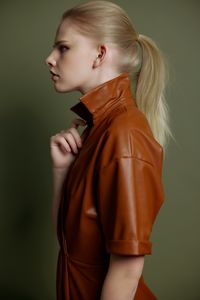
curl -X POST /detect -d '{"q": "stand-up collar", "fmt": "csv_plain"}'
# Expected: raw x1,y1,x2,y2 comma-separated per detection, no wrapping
70,72,136,126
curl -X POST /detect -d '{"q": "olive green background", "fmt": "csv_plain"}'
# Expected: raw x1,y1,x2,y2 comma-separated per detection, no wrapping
0,1,199,299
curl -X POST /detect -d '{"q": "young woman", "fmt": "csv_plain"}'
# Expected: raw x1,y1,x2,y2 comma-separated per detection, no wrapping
45,1,172,299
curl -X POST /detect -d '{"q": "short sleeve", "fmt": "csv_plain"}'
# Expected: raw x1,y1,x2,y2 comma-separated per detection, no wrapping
96,156,164,256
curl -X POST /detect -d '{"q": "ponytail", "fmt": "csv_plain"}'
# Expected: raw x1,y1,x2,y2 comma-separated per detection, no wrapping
134,34,174,151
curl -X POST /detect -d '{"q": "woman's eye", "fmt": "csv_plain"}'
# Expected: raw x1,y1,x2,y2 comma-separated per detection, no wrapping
59,45,69,53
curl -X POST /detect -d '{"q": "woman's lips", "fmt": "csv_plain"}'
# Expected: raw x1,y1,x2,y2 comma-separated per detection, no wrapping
51,74,59,81
50,70,60,80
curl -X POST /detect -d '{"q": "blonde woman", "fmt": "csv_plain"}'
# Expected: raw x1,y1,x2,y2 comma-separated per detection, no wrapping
45,1,172,299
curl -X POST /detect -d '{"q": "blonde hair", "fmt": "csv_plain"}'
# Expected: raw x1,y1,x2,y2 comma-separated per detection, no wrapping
60,0,174,151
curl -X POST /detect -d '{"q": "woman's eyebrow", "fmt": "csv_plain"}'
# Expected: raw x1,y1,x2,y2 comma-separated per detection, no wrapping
52,40,69,48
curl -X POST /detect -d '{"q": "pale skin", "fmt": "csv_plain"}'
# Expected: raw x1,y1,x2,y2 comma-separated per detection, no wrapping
45,18,144,300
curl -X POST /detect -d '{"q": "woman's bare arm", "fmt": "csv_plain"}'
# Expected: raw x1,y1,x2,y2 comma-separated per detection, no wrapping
100,254,144,300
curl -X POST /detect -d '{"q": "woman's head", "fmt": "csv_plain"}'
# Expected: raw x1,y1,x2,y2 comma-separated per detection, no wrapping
45,0,141,94
45,0,173,149
45,18,112,94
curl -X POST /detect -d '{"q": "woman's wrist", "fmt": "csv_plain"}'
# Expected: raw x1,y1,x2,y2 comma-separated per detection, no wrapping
52,167,69,180
52,165,70,172
51,166,70,196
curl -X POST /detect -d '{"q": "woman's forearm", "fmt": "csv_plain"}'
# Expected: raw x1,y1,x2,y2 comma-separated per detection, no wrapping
100,254,144,300
51,167,69,233
100,271,139,300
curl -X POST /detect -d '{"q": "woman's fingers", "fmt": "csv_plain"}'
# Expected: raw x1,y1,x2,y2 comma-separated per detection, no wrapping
67,127,83,148
51,118,87,155
71,118,90,143
69,118,88,146
51,134,72,153
65,131,81,153
58,118,87,153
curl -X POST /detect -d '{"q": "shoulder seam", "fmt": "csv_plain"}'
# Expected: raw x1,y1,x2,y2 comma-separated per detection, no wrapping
99,155,154,171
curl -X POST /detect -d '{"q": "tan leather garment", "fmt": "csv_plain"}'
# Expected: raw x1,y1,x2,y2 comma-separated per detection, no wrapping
56,72,164,299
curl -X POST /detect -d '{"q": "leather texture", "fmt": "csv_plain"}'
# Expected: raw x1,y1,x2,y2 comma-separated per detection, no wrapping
56,72,164,299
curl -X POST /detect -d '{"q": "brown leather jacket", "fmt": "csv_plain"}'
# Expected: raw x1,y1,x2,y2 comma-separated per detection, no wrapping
56,72,164,299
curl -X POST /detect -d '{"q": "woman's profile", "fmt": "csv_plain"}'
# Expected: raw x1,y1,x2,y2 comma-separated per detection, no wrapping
45,1,172,299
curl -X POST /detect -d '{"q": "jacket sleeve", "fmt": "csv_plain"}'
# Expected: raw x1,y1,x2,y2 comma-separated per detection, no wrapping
96,156,164,256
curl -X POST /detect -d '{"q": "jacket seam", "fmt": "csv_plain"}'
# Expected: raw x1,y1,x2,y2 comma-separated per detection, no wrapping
99,155,154,171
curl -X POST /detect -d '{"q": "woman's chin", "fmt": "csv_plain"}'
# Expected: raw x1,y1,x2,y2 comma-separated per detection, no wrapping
53,84,73,93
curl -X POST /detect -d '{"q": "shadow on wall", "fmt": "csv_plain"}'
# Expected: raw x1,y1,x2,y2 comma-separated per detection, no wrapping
0,99,56,300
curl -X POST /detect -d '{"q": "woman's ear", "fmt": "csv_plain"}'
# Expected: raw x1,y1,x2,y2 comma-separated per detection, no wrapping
93,44,107,68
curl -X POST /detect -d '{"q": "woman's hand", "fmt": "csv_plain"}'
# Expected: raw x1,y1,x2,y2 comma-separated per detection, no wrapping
50,118,88,170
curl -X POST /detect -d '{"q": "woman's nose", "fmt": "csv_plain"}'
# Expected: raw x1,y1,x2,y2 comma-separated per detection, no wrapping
44,54,56,67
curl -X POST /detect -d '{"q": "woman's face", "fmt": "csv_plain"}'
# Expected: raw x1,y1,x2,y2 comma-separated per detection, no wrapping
45,19,99,94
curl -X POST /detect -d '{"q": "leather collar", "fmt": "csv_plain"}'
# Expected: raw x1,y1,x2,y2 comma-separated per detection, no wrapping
70,72,136,127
